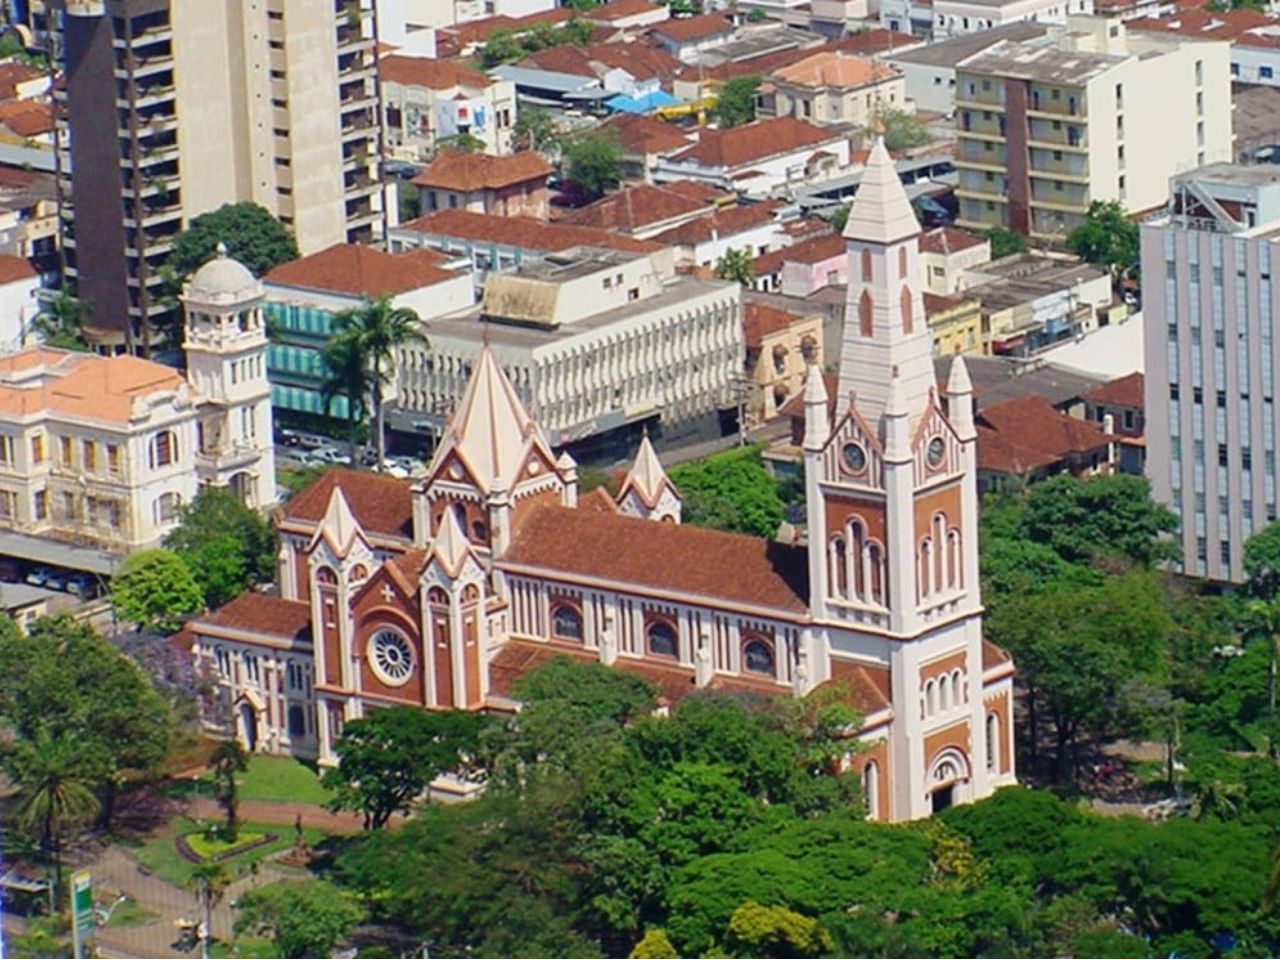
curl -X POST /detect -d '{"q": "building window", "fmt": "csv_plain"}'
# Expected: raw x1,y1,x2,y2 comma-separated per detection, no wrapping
215,647,231,678
863,760,879,819
986,713,1000,771
82,440,96,473
33,490,47,521
107,444,120,475
861,248,872,282
0,490,15,521
30,435,43,463
155,492,181,524
58,436,72,466
243,653,260,685
150,430,177,468
288,705,306,738
742,638,775,675
859,290,873,337
646,620,678,658
0,436,11,464
369,628,415,686
1263,66,1275,80
900,286,913,334
551,604,583,641
1195,59,1203,85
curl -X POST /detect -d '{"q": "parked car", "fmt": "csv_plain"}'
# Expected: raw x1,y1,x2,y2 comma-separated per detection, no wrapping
292,450,328,467
42,570,68,592
65,573,98,599
316,447,353,466
25,565,53,587
295,433,327,451
275,428,303,447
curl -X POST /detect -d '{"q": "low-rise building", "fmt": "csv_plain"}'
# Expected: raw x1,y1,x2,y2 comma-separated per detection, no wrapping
920,226,990,295
762,52,908,128
598,113,696,182
380,55,518,160
0,250,276,571
518,42,682,102
264,244,474,423
925,292,984,355
742,301,822,423
1127,9,1280,88
561,181,734,238
413,150,553,220
395,246,743,446
974,393,1115,494
753,231,846,296
934,0,1093,39
650,14,737,62
0,165,57,282
652,116,851,198
0,254,38,352
582,0,672,29
1080,370,1143,473
649,200,787,269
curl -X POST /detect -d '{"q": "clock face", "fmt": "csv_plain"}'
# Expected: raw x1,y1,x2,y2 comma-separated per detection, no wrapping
926,436,946,468
841,442,867,474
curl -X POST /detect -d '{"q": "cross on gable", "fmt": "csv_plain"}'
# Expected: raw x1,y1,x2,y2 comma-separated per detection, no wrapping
381,582,397,603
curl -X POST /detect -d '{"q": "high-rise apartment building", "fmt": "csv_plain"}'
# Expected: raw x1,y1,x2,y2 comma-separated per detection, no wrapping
954,15,1231,240
1143,164,1280,581
52,0,383,353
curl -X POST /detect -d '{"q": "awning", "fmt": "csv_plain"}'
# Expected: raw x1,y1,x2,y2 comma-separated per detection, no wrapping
606,90,681,114
0,530,123,575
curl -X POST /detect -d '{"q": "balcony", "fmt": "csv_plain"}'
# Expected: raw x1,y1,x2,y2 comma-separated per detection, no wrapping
1029,150,1088,179
954,186,1009,204
195,443,260,472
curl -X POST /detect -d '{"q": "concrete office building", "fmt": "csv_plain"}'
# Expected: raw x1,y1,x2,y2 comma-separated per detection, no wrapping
53,0,383,353
1143,164,1280,581
954,15,1232,240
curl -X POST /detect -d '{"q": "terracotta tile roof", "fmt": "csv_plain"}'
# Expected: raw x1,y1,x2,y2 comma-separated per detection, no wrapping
975,394,1113,475
398,209,663,255
0,100,52,137
650,199,781,246
678,42,819,83
378,54,491,90
651,12,733,42
440,7,575,46
832,28,919,55
1128,7,1271,39
0,350,185,425
523,41,680,82
561,180,727,232
191,593,313,643
919,226,986,256
502,503,809,615
779,371,836,419
600,112,694,155
923,292,973,314
0,253,36,284
982,638,1012,671
744,301,801,347
488,637,706,705
817,657,892,714
264,244,459,298
1082,371,1143,409
753,231,844,276
0,62,44,100
588,0,668,20
771,51,899,89
580,486,621,512
668,117,842,169
278,468,415,541
413,150,553,192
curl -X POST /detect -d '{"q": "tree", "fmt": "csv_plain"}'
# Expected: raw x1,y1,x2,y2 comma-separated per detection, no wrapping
868,105,932,152
0,616,173,827
7,729,102,907
164,486,277,609
1245,596,1280,758
715,75,760,129
437,131,485,153
323,707,488,829
1066,200,1139,276
319,329,370,463
209,738,249,841
831,204,850,233
188,861,231,948
668,445,785,538
986,226,1028,260
630,929,678,958
234,880,365,959
331,295,427,468
110,549,204,633
726,901,833,958
562,130,623,198
30,289,90,351
714,247,755,286
1245,521,1280,598
169,202,299,282
514,107,560,154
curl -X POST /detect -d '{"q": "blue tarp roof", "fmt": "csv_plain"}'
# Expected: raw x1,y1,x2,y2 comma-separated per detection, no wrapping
605,90,680,114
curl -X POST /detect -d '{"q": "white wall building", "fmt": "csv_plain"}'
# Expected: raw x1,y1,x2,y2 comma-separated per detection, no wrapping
934,0,1092,38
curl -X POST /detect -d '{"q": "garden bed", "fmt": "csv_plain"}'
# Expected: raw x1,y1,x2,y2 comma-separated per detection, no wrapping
175,830,279,864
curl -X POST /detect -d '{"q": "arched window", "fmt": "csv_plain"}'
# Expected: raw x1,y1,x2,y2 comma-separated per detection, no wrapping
868,543,885,604
472,519,488,541
348,564,368,583
552,604,584,641
934,514,947,589
288,705,306,738
427,586,448,606
900,285,914,334
452,503,466,529
849,519,866,600
863,760,880,819
953,669,965,705
647,619,677,658
898,246,908,278
150,430,177,468
919,539,933,597
986,713,1000,771
315,566,337,586
743,638,775,675
154,491,181,524
831,536,848,599
939,673,951,711
925,679,937,716
860,248,873,282
947,530,961,589
859,289,873,337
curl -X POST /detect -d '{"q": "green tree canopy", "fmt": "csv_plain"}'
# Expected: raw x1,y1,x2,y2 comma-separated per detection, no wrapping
111,548,203,633
1245,520,1280,598
514,107,561,154
323,707,489,829
169,202,299,281
714,247,755,286
869,104,932,152
164,486,277,608
668,445,785,538
715,75,760,128
30,288,90,351
319,327,370,462
562,129,623,198
986,226,1029,260
234,880,366,959
1066,200,1140,275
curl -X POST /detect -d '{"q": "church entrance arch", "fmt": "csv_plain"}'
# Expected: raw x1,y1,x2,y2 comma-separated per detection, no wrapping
927,747,969,813
230,471,254,506
238,701,258,752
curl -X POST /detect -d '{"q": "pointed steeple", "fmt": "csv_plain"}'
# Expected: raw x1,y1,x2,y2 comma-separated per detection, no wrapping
426,344,545,495
429,505,473,580
945,354,976,442
619,433,675,509
802,361,829,453
843,133,921,246
309,485,364,559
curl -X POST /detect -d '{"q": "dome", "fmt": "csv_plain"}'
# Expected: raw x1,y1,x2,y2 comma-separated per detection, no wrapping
185,242,261,304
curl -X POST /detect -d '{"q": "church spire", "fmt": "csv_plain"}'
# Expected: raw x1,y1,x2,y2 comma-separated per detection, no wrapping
616,432,681,523
837,132,933,435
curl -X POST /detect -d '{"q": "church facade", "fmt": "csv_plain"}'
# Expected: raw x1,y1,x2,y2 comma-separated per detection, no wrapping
185,135,1015,822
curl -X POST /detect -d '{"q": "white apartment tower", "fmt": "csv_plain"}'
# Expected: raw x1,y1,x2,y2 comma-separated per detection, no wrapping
1144,164,1280,582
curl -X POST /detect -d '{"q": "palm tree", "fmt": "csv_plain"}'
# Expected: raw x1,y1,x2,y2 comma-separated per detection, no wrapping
714,247,755,287
8,729,101,908
1191,778,1246,821
1245,597,1280,758
319,333,370,464
188,860,232,948
332,296,428,470
30,288,90,351
209,739,249,842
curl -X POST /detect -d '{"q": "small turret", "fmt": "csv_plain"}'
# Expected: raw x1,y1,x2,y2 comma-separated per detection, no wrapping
802,361,829,453
945,354,975,442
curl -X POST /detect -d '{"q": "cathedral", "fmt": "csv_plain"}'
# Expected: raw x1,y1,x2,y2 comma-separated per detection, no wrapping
185,134,1016,822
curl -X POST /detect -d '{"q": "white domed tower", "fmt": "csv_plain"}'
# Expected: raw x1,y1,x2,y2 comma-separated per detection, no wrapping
182,243,277,508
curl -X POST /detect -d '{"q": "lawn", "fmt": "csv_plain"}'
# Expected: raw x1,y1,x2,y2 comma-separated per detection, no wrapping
133,817,329,889
175,755,333,806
